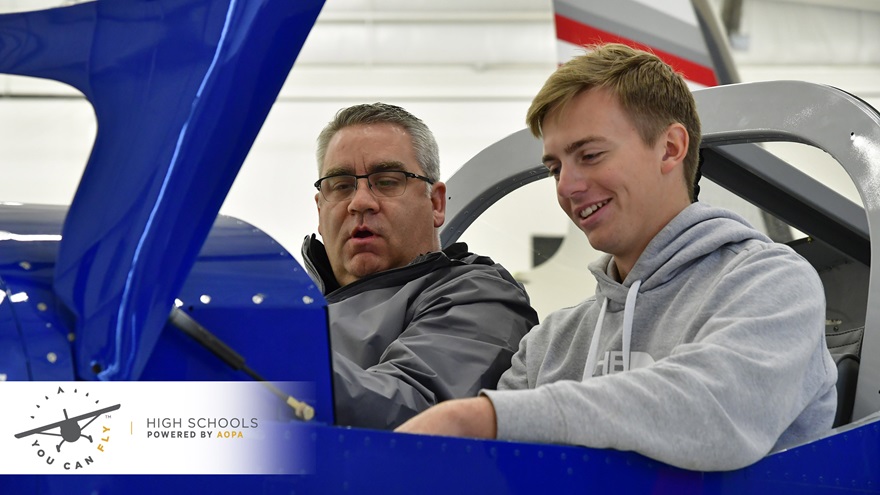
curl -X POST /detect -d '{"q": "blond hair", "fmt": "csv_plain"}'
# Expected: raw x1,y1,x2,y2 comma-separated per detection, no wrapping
526,43,702,201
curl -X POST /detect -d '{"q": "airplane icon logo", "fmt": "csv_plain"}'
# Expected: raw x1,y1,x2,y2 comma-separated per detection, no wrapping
15,403,121,453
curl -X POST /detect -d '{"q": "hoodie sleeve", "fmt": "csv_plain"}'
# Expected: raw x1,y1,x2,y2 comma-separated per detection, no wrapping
333,268,538,430
496,331,533,390
483,244,836,471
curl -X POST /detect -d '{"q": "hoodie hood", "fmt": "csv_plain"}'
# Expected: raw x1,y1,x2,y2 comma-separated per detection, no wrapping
589,202,770,301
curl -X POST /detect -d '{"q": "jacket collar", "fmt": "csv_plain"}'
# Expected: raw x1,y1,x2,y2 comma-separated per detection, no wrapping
301,234,471,296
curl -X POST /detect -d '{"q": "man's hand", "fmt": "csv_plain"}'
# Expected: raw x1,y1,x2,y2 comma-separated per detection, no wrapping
395,396,498,439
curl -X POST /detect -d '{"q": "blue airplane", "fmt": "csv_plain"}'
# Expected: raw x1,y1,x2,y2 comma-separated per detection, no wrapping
1,0,879,493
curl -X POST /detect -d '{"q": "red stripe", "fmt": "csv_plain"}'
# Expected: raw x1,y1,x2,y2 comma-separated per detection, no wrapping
554,14,718,87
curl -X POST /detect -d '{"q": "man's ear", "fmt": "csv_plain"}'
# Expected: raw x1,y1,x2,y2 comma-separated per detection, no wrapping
660,123,689,175
315,192,323,236
431,181,447,228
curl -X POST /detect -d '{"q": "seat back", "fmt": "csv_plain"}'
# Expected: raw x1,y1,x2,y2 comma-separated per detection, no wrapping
832,353,860,428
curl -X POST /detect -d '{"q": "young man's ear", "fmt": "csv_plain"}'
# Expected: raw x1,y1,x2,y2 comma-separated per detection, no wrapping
660,123,689,175
431,181,447,228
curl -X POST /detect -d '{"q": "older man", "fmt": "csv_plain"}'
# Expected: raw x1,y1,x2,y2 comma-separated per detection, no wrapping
302,103,538,430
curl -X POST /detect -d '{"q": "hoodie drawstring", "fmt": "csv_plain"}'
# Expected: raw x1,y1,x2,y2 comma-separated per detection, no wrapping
583,279,642,379
622,279,642,373
582,297,608,380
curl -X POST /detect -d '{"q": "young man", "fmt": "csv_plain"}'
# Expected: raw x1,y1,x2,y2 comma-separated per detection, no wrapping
303,103,539,430
396,44,837,471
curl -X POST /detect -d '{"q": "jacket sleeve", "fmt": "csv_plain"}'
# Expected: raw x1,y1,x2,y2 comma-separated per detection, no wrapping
333,269,538,430
483,245,837,471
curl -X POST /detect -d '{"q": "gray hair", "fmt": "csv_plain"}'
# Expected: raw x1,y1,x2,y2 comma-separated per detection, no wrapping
316,103,441,182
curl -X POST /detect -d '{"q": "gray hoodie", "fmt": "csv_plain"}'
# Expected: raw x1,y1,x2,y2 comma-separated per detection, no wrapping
483,202,837,471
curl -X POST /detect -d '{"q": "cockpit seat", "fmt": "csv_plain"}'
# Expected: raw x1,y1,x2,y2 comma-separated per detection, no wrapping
832,352,860,428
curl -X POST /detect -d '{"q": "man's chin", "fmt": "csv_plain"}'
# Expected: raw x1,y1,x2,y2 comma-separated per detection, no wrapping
346,254,388,279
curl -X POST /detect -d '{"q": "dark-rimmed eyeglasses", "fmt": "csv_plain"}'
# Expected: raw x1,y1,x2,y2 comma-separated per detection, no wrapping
314,171,435,202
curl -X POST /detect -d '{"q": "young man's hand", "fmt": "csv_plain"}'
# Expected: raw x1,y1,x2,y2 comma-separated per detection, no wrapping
395,396,498,439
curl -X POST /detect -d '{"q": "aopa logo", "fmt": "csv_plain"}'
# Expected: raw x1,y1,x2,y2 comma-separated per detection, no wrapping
14,387,120,471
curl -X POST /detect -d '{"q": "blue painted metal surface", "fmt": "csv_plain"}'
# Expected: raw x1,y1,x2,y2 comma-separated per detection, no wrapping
0,205,333,423
2,419,880,493
0,206,73,382
0,0,325,381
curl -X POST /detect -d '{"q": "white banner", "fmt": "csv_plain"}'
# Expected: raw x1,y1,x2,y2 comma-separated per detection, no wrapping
1,381,316,474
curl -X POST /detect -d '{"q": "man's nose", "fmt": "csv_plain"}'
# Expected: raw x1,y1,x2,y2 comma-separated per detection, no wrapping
348,177,379,212
556,162,587,199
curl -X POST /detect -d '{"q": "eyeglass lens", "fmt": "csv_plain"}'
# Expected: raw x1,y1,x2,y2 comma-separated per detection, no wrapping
320,171,409,202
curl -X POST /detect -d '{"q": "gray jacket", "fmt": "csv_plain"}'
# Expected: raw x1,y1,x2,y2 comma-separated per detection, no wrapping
484,202,837,471
302,235,538,429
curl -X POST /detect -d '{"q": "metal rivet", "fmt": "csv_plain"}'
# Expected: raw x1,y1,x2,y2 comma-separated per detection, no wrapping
19,261,31,270
200,295,211,304
46,352,57,363
302,296,314,304
252,294,265,304
36,302,47,312
68,333,76,342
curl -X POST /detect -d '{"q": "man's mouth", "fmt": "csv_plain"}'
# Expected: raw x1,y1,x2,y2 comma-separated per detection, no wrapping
578,199,610,219
351,227,375,239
